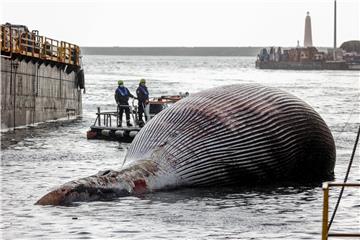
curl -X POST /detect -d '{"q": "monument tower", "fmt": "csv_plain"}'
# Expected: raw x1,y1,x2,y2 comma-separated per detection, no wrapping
304,12,313,47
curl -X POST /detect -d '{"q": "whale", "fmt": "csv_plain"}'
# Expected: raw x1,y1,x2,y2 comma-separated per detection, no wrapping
36,84,335,205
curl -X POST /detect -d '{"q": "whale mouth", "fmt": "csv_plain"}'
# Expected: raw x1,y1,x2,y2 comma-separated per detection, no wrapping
35,186,77,206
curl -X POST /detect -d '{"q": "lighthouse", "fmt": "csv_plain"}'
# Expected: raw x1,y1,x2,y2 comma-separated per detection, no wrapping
304,12,313,47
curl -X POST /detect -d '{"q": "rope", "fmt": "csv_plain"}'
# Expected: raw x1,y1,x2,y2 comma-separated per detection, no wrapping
328,124,360,231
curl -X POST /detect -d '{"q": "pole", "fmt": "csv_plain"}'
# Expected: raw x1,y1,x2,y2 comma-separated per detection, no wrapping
322,182,329,240
97,107,101,126
13,61,19,130
333,0,337,60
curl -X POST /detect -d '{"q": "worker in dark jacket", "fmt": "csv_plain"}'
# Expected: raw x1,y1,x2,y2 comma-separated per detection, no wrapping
136,79,149,126
115,80,136,127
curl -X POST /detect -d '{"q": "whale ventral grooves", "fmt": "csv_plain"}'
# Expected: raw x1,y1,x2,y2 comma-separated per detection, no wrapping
126,84,335,184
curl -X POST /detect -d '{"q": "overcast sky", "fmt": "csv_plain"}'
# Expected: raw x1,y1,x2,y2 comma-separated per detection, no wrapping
1,0,359,47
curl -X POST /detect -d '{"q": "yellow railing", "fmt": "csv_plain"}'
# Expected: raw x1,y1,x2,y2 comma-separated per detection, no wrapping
0,24,80,66
322,182,360,240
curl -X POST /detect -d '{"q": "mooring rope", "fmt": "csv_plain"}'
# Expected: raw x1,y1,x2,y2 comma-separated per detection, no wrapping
328,124,360,231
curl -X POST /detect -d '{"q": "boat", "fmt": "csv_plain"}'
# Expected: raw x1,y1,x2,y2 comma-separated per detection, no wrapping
86,93,188,142
255,46,355,70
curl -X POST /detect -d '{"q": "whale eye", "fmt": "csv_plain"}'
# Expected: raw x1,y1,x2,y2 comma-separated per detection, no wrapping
101,170,111,176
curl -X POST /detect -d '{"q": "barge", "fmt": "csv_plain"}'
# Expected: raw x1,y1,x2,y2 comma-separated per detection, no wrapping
0,23,85,130
255,46,359,71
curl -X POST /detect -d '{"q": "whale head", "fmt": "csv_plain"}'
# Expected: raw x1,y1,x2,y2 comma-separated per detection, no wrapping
35,161,167,206
35,185,86,206
35,171,133,206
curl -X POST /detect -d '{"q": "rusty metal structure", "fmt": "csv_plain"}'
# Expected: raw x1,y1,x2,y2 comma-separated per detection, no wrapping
1,23,84,130
321,182,360,239
1,23,80,67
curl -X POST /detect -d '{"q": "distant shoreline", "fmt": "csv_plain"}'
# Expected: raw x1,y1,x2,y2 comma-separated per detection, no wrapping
80,47,263,56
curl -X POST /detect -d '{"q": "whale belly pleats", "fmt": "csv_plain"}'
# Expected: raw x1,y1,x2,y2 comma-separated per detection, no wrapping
125,84,335,186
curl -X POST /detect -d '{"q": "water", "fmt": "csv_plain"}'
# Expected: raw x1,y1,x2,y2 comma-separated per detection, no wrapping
1,56,359,239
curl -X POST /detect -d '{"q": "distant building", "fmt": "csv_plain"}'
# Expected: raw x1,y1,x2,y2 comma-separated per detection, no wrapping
304,12,313,47
287,48,300,62
327,48,344,61
299,47,318,61
314,52,326,61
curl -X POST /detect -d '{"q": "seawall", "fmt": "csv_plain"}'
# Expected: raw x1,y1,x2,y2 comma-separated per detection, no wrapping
1,57,82,130
81,47,263,56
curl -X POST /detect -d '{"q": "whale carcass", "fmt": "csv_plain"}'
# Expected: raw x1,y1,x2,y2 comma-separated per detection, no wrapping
36,84,335,205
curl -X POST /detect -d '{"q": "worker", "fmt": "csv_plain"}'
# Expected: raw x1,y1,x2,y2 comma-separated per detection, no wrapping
136,78,149,127
114,80,136,127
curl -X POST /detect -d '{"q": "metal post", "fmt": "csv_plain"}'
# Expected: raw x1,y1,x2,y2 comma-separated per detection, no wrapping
117,105,120,127
333,0,337,60
12,60,19,130
97,107,101,126
322,182,329,240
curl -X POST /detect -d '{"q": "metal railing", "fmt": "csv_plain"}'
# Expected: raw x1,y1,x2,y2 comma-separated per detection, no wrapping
93,106,139,128
1,24,80,66
322,182,360,240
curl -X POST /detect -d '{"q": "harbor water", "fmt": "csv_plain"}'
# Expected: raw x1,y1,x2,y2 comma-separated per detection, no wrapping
1,56,359,239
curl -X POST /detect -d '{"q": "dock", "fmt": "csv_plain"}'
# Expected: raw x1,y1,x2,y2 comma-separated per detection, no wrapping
1,23,84,130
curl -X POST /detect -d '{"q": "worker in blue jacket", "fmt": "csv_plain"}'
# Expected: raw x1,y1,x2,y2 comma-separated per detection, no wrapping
115,80,136,127
136,79,149,126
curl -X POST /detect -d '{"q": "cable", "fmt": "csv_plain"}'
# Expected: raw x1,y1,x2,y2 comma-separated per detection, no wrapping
328,124,360,231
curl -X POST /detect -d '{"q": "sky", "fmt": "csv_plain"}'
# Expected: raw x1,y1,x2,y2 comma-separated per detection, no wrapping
1,0,359,47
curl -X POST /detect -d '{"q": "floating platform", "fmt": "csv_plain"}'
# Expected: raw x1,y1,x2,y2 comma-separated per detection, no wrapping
87,94,188,142
86,108,140,142
87,125,141,142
